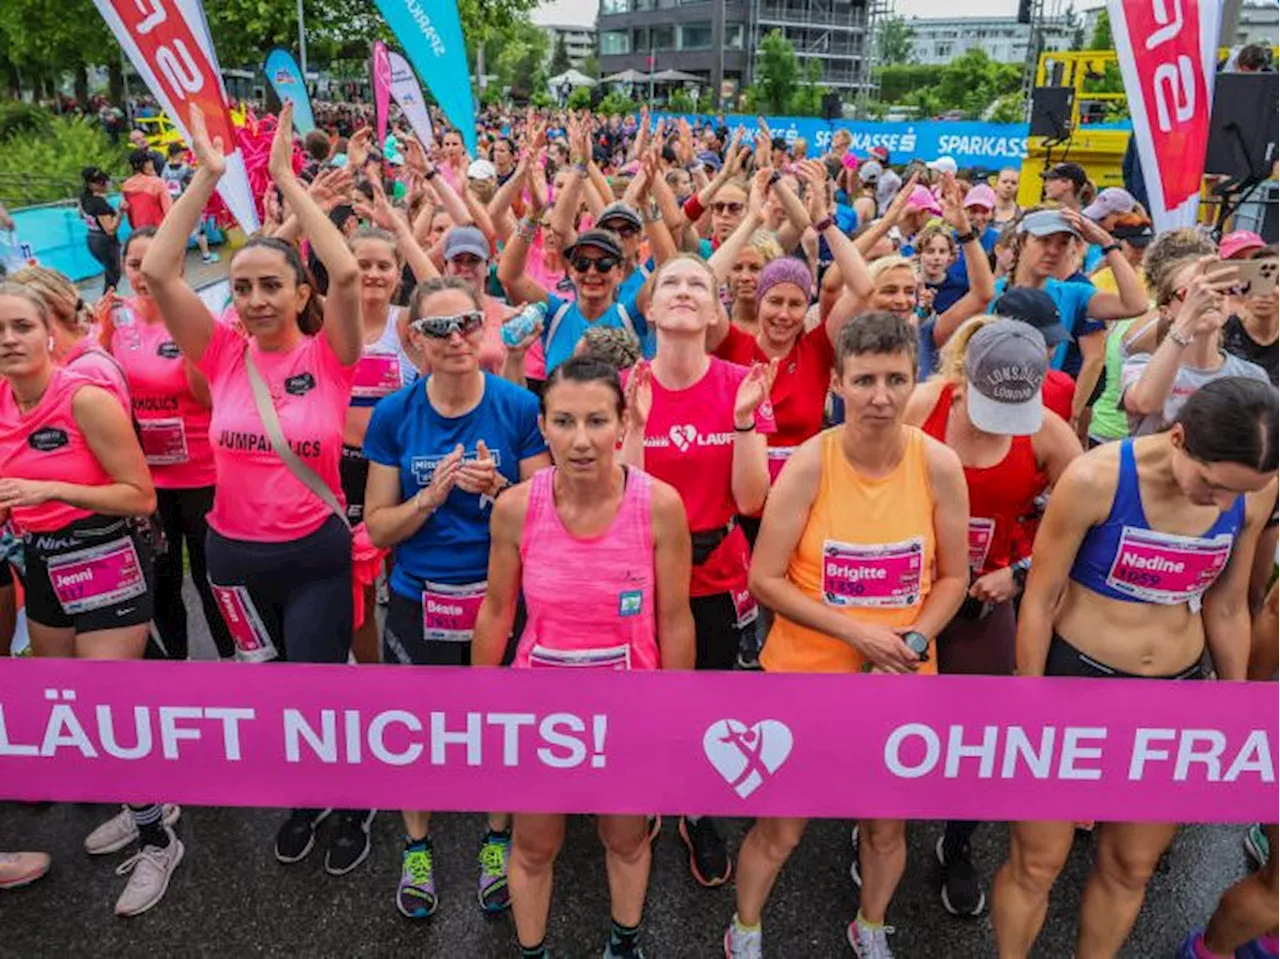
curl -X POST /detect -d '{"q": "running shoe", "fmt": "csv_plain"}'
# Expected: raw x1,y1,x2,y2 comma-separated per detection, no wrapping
85,804,182,856
679,816,731,887
477,830,512,912
1245,823,1270,868
396,839,438,919
1236,933,1280,958
850,824,862,888
114,826,183,916
847,919,896,958
274,808,331,864
723,922,763,959
201,252,220,264
603,936,649,958
326,810,376,876
936,835,985,917
0,852,50,889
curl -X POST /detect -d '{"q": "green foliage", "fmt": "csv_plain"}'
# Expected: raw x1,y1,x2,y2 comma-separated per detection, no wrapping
597,91,637,116
581,54,600,80
530,90,554,108
0,101,53,139
0,115,128,205
0,0,112,81
744,30,828,117
874,63,946,103
877,16,916,65
548,34,572,77
667,89,697,114
875,49,1020,119
486,20,550,99
988,92,1025,123
1087,9,1113,50
789,59,828,117
567,86,593,110
480,85,506,106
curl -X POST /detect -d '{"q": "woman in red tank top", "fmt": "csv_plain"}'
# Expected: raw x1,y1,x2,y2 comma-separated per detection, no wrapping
0,281,184,917
905,316,1081,919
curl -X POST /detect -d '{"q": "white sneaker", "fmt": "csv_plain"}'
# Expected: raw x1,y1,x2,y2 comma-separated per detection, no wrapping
85,804,181,855
847,919,896,958
723,919,763,959
0,851,51,889
114,827,184,916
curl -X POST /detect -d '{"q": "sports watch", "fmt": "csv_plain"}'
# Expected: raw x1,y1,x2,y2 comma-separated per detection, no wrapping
902,630,930,661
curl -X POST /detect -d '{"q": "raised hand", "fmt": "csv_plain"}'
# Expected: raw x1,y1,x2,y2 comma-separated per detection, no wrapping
883,171,921,224
733,359,779,425
937,172,971,234
625,360,653,431
186,104,226,179
268,101,295,183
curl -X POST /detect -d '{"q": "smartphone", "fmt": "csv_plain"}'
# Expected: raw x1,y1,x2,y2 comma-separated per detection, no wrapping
1228,258,1279,298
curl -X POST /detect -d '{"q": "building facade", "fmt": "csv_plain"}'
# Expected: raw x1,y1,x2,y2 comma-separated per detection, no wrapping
906,15,1077,66
539,23,598,70
596,0,873,107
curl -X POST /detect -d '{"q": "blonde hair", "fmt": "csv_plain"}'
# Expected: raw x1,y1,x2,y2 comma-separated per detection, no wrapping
745,229,783,263
7,266,87,334
0,281,52,327
937,315,998,384
868,255,915,285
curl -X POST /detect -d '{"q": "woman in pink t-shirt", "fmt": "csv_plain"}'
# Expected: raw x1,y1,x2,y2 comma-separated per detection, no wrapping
100,227,234,662
473,355,694,959
619,254,773,889
141,103,370,873
0,281,182,917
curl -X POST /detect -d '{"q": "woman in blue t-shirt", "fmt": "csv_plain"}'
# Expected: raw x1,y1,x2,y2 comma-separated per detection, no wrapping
363,276,550,924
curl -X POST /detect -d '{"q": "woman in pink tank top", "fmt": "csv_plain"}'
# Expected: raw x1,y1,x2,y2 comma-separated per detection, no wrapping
473,356,693,959
0,281,184,917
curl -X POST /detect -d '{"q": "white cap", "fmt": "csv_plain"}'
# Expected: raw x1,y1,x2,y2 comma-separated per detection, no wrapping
927,156,958,175
467,159,497,181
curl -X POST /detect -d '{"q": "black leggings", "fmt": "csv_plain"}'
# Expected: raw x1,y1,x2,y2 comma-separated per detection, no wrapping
86,232,121,291
205,516,353,664
691,592,751,672
1045,632,1205,680
150,486,234,660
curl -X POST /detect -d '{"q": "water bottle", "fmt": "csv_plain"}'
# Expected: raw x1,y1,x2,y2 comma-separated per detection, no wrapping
501,302,547,348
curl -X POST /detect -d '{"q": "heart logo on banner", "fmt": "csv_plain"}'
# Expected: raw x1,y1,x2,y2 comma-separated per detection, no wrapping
702,719,794,798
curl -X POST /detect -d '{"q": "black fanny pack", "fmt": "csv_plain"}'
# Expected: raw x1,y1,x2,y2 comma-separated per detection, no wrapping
691,517,737,566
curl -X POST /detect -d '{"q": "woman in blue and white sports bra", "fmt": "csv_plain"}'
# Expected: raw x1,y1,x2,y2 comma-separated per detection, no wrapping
993,377,1278,959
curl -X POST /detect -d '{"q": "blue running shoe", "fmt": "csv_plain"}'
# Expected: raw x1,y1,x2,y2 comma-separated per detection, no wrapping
477,830,511,912
396,838,437,919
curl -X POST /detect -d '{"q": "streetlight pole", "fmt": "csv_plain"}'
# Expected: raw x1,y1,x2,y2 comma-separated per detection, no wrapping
296,0,308,78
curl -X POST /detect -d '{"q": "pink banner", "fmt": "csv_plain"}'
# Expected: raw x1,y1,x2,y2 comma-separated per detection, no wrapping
1106,0,1222,231
0,660,1273,822
371,40,392,159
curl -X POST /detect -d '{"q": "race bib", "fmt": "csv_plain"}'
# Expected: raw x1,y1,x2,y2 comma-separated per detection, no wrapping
528,643,632,670
731,587,759,629
968,517,996,574
422,580,486,642
821,536,924,609
210,584,277,663
47,537,146,615
352,353,403,400
767,446,795,484
137,417,189,466
1105,527,1234,606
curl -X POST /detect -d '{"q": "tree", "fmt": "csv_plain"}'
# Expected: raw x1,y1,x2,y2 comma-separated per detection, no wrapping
0,0,113,102
876,16,916,65
746,29,799,115
548,33,571,77
567,85,593,110
1087,9,1113,50
486,20,550,99
789,58,827,116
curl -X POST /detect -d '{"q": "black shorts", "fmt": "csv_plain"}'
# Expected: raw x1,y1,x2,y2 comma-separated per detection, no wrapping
383,590,472,666
23,515,155,633
1045,632,1204,680
691,592,755,672
340,444,368,525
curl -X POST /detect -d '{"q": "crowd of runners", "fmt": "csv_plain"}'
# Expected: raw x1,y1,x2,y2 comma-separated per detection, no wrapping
0,100,1276,959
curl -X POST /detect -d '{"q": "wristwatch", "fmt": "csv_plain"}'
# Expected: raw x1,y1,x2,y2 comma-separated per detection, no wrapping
955,228,979,245
1100,242,1122,256
1011,557,1032,590
902,630,930,661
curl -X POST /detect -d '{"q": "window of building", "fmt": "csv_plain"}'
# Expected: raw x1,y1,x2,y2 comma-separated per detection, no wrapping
725,23,746,48
633,27,650,50
601,30,631,54
601,0,629,12
681,21,713,48
935,41,953,57
652,24,676,48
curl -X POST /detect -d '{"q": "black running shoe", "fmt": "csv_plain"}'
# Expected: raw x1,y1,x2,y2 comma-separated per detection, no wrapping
275,808,331,864
326,810,376,876
936,836,985,917
678,816,731,887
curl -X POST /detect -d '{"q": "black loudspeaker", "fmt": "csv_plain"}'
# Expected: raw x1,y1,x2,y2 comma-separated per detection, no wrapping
822,91,841,121
1205,73,1280,180
1029,86,1073,139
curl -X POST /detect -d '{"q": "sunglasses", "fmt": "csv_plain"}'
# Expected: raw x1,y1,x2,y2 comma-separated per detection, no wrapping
712,202,745,215
410,311,485,339
602,221,640,238
570,254,620,273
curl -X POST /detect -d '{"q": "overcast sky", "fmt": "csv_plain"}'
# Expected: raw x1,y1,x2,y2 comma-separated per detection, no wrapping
531,0,1106,28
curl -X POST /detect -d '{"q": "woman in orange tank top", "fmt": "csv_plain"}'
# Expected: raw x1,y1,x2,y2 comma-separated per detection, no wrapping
724,312,970,959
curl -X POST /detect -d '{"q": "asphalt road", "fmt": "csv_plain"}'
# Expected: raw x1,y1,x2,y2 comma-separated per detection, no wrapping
0,580,1256,958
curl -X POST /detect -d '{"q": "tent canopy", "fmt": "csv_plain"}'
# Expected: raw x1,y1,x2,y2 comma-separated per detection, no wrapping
549,69,597,88
649,69,701,83
602,69,650,83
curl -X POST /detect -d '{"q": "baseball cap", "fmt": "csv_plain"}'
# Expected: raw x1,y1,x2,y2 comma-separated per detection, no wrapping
1017,209,1081,239
564,228,624,261
906,185,942,216
927,156,958,175
1220,230,1267,260
1111,221,1155,247
443,225,490,262
991,287,1070,348
965,320,1048,436
963,184,997,211
869,145,890,163
696,150,722,172
1042,162,1087,187
1082,187,1136,222
467,158,497,181
859,160,884,184
597,202,643,232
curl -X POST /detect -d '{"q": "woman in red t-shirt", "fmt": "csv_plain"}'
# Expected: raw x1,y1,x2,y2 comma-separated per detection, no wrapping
620,253,772,890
